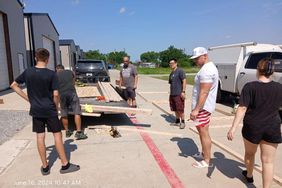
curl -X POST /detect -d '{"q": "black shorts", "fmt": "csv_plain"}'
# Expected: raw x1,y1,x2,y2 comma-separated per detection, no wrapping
242,123,282,144
32,117,62,133
124,87,136,100
169,95,185,113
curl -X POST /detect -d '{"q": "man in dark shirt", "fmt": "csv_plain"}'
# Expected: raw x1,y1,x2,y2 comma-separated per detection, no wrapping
10,48,80,175
168,58,186,129
56,64,87,140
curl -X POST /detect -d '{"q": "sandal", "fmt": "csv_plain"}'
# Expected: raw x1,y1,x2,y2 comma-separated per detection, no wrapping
192,152,204,159
192,160,212,168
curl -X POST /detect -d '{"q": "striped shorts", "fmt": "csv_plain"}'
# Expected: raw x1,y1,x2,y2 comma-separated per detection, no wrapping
194,109,211,127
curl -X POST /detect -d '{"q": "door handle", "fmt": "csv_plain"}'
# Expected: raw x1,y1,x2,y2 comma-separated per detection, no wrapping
240,72,245,75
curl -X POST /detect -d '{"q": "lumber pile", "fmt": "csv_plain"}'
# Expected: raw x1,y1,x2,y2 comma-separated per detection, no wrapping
75,86,101,98
98,82,123,102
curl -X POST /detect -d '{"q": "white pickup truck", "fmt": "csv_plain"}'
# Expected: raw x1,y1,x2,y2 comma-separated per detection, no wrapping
208,42,282,102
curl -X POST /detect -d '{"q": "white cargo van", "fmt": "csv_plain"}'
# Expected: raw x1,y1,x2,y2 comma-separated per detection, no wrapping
208,42,282,102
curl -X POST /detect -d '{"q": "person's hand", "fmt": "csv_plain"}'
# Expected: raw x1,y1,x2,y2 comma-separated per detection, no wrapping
181,92,186,100
227,128,235,141
190,109,199,121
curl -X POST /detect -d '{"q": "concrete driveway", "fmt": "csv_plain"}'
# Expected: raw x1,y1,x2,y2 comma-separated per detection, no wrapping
0,70,281,188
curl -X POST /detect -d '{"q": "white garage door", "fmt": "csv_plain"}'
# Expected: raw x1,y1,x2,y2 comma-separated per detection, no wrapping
42,36,55,70
0,13,9,90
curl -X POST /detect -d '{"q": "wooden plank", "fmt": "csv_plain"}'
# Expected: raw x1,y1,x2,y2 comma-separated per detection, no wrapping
98,82,110,102
75,86,101,98
106,82,122,101
81,112,101,117
81,104,152,115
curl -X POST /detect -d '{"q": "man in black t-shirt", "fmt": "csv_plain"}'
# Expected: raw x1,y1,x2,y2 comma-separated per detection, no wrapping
168,58,186,129
56,64,87,140
10,48,80,175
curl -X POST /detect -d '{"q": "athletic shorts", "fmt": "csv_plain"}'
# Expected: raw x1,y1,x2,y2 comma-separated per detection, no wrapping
32,116,61,133
124,87,136,100
169,95,185,113
193,109,211,127
242,123,282,144
60,92,81,117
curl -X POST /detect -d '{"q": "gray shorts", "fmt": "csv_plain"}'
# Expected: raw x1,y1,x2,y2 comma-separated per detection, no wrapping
60,92,81,117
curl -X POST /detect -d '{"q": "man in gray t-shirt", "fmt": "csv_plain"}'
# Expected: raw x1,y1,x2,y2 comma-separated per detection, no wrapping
168,58,186,129
119,56,138,108
56,65,87,140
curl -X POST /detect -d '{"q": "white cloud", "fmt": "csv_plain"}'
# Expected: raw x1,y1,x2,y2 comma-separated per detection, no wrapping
71,0,80,5
129,11,135,16
119,7,126,14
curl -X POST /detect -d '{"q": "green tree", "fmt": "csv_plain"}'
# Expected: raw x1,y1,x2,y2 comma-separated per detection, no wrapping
140,51,160,65
107,51,128,65
159,46,193,67
85,50,107,61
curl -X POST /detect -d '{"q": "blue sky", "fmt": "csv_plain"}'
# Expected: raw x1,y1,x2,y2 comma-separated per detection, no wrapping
23,0,282,61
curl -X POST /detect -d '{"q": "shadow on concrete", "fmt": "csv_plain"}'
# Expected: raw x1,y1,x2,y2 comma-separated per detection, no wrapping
46,139,77,168
208,152,256,188
161,114,175,123
64,114,151,130
170,137,199,158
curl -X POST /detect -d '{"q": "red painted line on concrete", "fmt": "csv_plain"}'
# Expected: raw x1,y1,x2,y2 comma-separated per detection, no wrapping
128,115,185,188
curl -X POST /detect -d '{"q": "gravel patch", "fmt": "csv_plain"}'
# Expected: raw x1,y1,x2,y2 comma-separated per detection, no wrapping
0,110,31,145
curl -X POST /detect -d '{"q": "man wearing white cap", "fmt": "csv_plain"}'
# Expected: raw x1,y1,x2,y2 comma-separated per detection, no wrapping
189,47,219,168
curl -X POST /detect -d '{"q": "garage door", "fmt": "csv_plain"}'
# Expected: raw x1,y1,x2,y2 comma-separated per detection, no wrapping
0,13,9,90
42,36,55,70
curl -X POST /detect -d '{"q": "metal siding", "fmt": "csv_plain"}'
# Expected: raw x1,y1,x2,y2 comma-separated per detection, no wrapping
0,13,9,90
42,36,55,70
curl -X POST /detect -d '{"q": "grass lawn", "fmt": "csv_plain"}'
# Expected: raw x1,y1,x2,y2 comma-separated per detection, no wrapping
152,75,195,85
137,67,199,74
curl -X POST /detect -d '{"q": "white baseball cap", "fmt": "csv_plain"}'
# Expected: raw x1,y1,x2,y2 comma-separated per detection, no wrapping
190,47,208,59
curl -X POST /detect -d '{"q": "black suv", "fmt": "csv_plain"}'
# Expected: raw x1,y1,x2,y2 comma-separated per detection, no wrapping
75,59,110,83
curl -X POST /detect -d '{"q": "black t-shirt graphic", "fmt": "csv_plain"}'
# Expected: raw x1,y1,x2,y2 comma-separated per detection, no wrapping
15,67,59,118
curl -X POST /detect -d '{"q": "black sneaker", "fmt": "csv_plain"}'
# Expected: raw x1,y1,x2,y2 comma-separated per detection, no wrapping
41,165,50,176
75,131,88,140
60,163,80,174
242,170,254,183
66,130,73,138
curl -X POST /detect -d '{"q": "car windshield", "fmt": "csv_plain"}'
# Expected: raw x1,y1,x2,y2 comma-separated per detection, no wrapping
76,61,104,69
245,52,282,72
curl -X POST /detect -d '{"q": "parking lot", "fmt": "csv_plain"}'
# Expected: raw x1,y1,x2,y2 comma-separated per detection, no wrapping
0,70,281,188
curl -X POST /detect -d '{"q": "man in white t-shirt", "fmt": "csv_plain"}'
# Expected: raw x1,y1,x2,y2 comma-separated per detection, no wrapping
189,47,219,168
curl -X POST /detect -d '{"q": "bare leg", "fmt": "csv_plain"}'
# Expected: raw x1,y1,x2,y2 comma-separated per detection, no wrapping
260,141,278,188
179,112,184,121
53,132,68,165
243,138,258,178
36,133,48,168
74,115,82,131
197,125,211,163
132,99,137,107
61,117,69,131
